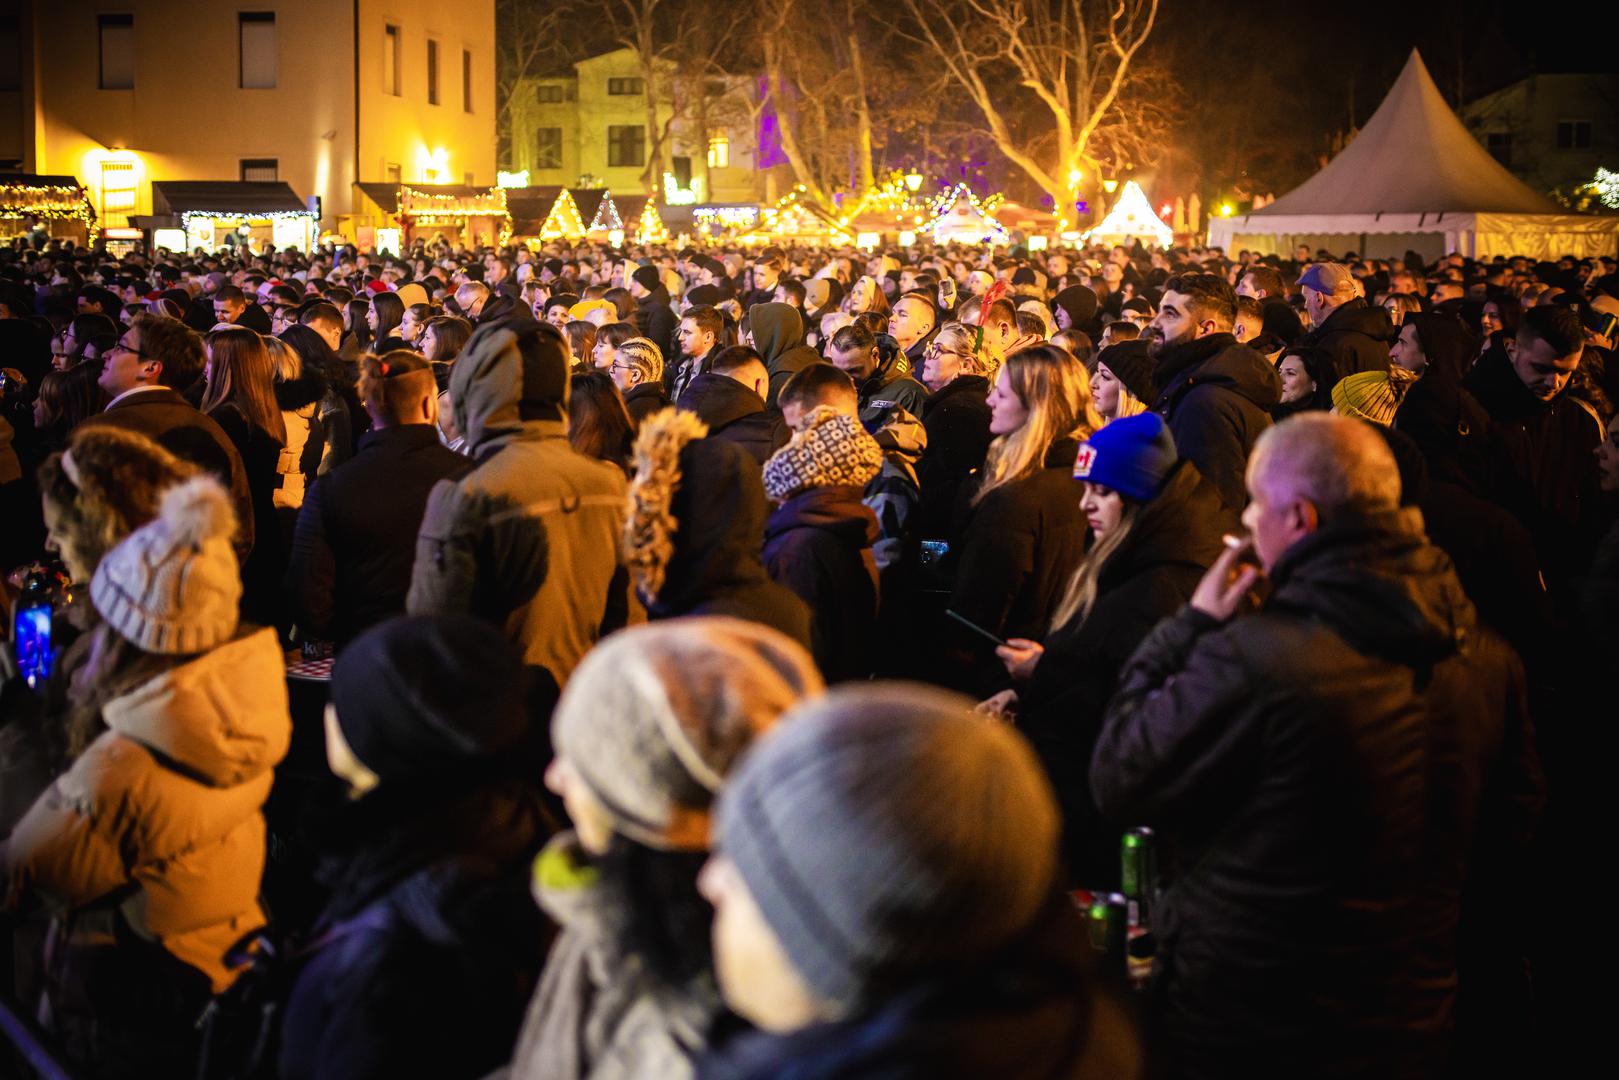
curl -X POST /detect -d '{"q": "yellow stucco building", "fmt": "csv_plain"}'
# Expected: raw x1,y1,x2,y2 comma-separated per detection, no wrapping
0,0,496,240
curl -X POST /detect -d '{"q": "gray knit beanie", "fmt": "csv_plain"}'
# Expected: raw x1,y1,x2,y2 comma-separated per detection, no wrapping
716,683,1060,1015
90,475,242,655
552,616,824,851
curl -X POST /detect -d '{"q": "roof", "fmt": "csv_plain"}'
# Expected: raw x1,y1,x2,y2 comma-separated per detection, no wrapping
505,186,563,232
0,174,87,191
1251,51,1560,218
570,188,609,225
152,181,309,215
357,182,507,210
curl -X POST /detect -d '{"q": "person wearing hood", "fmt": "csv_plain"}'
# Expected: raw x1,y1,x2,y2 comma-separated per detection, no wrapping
801,277,844,348
984,413,1233,888
761,405,884,683
407,320,628,691
504,618,822,1080
945,345,1097,694
279,615,552,1080
630,264,679,359
824,320,929,429
1,475,291,1077
623,407,812,651
747,301,819,408
1144,273,1281,511
697,684,1142,1079
1299,262,1392,375
1463,304,1603,598
1090,414,1542,1079
676,345,789,467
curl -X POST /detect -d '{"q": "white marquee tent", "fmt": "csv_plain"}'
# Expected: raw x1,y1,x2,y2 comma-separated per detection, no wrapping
1208,51,1618,261
1086,180,1174,248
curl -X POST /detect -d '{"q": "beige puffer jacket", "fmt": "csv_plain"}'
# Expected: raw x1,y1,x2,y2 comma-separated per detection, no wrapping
0,628,291,991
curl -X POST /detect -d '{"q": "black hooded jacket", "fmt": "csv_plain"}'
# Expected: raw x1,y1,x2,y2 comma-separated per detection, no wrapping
1091,510,1543,1078
1150,333,1281,511
749,302,820,407
645,437,813,652
1016,460,1234,888
677,372,789,466
916,374,993,540
636,286,679,359
860,338,930,429
763,485,880,683
1303,296,1393,375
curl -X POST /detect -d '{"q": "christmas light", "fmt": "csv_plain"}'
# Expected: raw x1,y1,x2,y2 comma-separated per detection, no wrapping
920,183,1008,246
1,180,101,242
538,189,587,239
1596,168,1619,210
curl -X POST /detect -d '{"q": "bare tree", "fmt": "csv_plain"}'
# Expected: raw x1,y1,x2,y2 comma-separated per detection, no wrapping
495,0,571,168
899,0,1163,218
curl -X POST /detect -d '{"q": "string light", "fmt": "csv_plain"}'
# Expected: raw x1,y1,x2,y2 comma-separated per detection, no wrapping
537,188,587,239
1596,167,1619,210
1,180,101,242
921,183,1008,246
634,199,668,244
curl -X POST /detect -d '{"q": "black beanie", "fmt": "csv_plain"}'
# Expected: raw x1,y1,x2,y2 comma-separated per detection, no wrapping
1052,284,1098,329
332,615,530,784
1011,266,1038,286
686,284,723,307
633,264,662,292
1097,340,1155,404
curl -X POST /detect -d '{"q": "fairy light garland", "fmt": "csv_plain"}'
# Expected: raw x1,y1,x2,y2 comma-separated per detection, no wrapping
538,189,587,240
921,183,1008,245
394,185,514,245
635,200,668,244
586,192,623,233
1,181,101,242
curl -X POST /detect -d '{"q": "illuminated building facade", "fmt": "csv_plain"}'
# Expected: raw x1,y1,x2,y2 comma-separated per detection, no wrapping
0,0,496,235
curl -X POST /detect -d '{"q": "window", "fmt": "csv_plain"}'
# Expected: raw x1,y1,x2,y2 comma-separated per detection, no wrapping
100,161,137,214
671,155,693,189
535,84,565,103
385,162,402,183
240,158,278,182
1556,120,1592,150
462,49,473,112
607,77,644,96
608,125,645,167
707,131,729,169
238,12,276,88
534,128,563,169
383,24,400,95
98,14,135,90
0,15,20,92
1485,132,1512,168
427,39,439,105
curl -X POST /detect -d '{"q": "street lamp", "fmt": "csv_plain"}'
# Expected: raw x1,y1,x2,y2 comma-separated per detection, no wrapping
905,172,923,193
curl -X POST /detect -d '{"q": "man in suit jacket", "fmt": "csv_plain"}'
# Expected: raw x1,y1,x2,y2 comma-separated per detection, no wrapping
80,313,254,559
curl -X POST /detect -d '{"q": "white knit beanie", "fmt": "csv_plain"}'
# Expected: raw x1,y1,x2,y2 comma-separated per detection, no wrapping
90,475,242,655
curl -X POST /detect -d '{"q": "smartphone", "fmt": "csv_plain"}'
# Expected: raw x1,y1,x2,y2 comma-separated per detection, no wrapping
14,602,53,689
918,540,950,568
947,608,1010,649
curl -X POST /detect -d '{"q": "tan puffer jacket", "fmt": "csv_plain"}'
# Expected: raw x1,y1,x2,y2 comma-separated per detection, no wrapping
0,627,291,991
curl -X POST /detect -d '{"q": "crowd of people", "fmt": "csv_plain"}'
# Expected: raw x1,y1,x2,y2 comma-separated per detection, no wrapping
0,226,1614,1078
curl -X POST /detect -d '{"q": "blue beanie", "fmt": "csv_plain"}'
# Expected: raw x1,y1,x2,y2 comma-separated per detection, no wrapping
1072,412,1177,501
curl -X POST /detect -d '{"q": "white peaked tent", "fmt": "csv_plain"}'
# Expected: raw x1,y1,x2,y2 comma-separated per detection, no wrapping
1209,51,1619,260
1086,180,1174,248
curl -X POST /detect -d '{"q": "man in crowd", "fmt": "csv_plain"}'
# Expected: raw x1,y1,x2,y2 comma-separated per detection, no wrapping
677,344,788,466
748,302,820,407
825,321,929,429
1298,262,1392,375
629,263,679,359
889,290,940,371
1091,413,1541,1079
670,304,724,402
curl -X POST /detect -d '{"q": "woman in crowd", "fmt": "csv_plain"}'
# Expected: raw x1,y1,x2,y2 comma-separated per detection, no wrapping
398,301,436,349
1382,293,1424,327
944,344,1097,692
609,337,670,428
367,291,408,354
915,321,997,540
344,298,372,354
266,334,324,519
591,320,639,370
28,362,105,457
0,475,290,1078
567,320,598,370
986,413,1231,886
282,323,360,474
1391,311,1476,384
51,313,118,372
203,326,288,625
1091,340,1154,422
506,617,823,1080
280,615,552,1080
422,314,475,451
567,370,637,475
1271,344,1339,419
1480,295,1521,342
843,274,891,319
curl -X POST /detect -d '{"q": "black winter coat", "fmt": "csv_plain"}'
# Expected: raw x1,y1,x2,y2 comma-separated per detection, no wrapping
697,894,1141,1080
1017,461,1233,888
284,425,471,647
763,485,879,683
1091,510,1543,1079
946,439,1087,692
209,402,286,627
1150,334,1280,511
1303,296,1392,375
623,381,671,429
916,375,992,540
857,364,930,431
677,372,789,466
636,287,679,360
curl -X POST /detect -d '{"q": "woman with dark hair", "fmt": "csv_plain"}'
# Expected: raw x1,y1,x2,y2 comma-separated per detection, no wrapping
281,323,360,474
344,298,372,353
1390,312,1476,385
567,320,598,371
203,327,288,624
592,320,639,369
399,301,437,348
420,315,475,450
367,291,408,353
30,362,107,455
51,313,118,372
1271,344,1339,419
1480,295,1521,342
504,618,822,1080
567,370,636,474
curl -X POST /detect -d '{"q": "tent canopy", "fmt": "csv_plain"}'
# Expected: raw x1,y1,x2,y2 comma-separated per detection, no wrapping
1086,180,1173,247
1210,50,1618,258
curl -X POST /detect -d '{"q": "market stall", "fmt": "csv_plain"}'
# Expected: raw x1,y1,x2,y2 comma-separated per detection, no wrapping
571,188,625,241
506,186,589,243
143,180,315,252
352,182,512,250
920,184,1008,246
0,174,99,245
616,193,668,245
1084,180,1174,249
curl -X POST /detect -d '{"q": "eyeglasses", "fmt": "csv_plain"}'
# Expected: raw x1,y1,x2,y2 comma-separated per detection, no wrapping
110,338,150,360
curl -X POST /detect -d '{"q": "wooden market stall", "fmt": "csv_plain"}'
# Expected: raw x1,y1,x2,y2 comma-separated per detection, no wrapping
352,182,511,250
615,193,668,245
0,174,99,245
145,181,316,252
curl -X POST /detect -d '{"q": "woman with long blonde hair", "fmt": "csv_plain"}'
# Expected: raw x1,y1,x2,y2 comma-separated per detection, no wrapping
939,344,1098,692
982,412,1232,887
202,327,286,623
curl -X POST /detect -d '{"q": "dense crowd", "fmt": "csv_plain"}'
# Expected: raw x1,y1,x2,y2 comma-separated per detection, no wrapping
0,229,1614,1078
